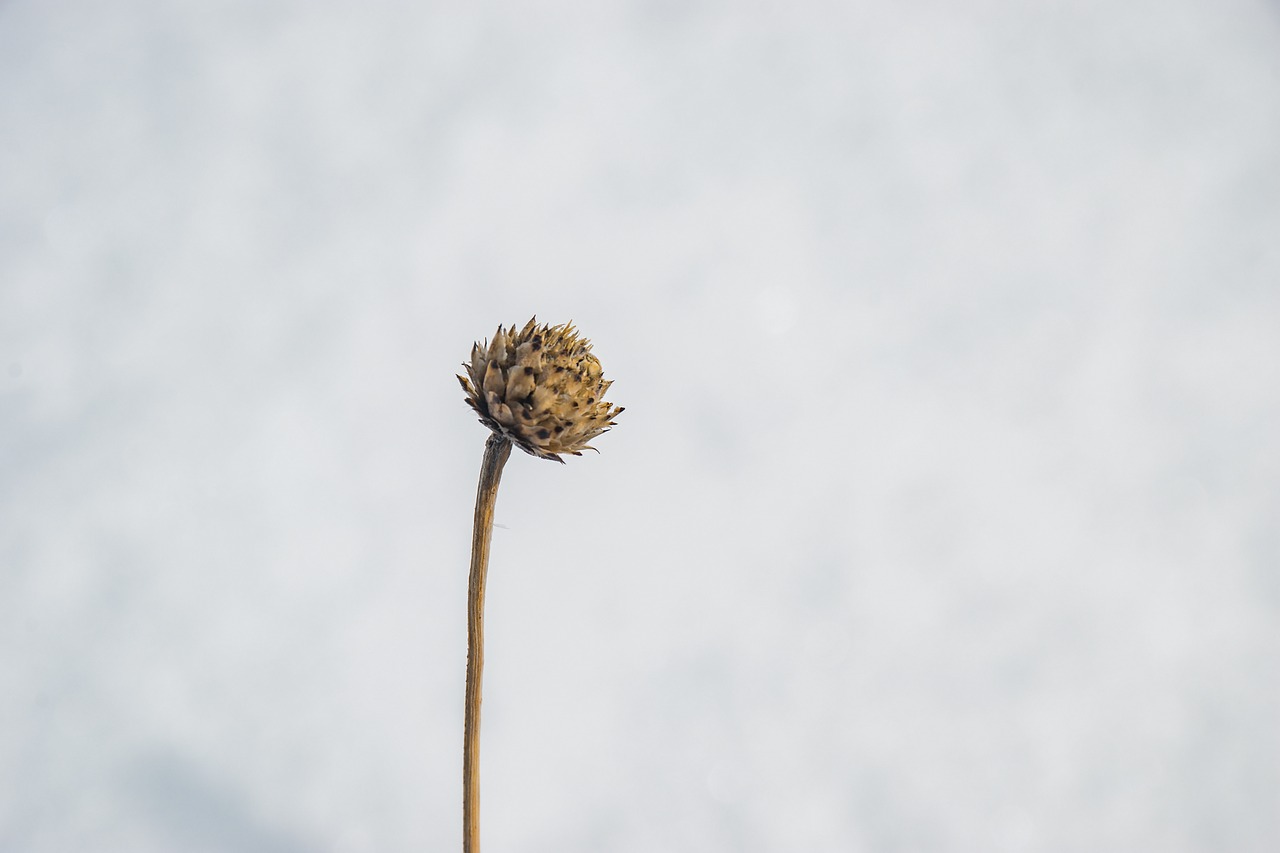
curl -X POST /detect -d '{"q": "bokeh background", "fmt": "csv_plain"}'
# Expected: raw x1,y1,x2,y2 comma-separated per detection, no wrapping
3,1,1279,850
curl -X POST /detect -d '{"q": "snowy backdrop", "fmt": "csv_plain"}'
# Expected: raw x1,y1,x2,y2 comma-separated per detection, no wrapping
3,1,1279,850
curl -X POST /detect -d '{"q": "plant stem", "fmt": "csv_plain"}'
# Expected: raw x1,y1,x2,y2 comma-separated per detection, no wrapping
464,433,512,853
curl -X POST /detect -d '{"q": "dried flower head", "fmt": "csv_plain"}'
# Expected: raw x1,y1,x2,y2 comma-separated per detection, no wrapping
458,317,624,462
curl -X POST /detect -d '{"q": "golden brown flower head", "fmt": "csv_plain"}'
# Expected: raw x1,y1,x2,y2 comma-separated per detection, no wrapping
458,317,624,462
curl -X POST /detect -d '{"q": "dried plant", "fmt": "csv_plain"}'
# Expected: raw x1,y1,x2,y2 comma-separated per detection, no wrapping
456,318,622,852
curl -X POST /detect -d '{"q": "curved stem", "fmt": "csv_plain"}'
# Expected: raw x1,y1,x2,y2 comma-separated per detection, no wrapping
464,433,511,853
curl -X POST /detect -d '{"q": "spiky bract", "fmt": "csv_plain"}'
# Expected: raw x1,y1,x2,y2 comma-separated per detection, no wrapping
458,318,623,462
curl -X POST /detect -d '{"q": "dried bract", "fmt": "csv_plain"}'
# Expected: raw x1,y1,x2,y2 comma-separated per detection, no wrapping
458,317,624,462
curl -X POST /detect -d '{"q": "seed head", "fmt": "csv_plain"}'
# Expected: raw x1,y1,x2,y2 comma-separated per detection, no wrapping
458,317,624,462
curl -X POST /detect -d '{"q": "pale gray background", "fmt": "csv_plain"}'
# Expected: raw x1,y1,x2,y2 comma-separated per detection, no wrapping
3,1,1279,851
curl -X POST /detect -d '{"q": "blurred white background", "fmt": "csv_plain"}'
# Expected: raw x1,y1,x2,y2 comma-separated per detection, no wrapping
3,1,1279,850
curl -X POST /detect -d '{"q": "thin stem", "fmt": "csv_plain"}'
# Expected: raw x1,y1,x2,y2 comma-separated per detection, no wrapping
464,433,512,853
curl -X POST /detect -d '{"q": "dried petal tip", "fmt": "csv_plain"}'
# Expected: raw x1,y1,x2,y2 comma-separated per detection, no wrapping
458,317,623,462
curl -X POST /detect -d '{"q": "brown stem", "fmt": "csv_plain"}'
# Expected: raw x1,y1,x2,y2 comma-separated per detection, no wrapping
464,433,512,853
